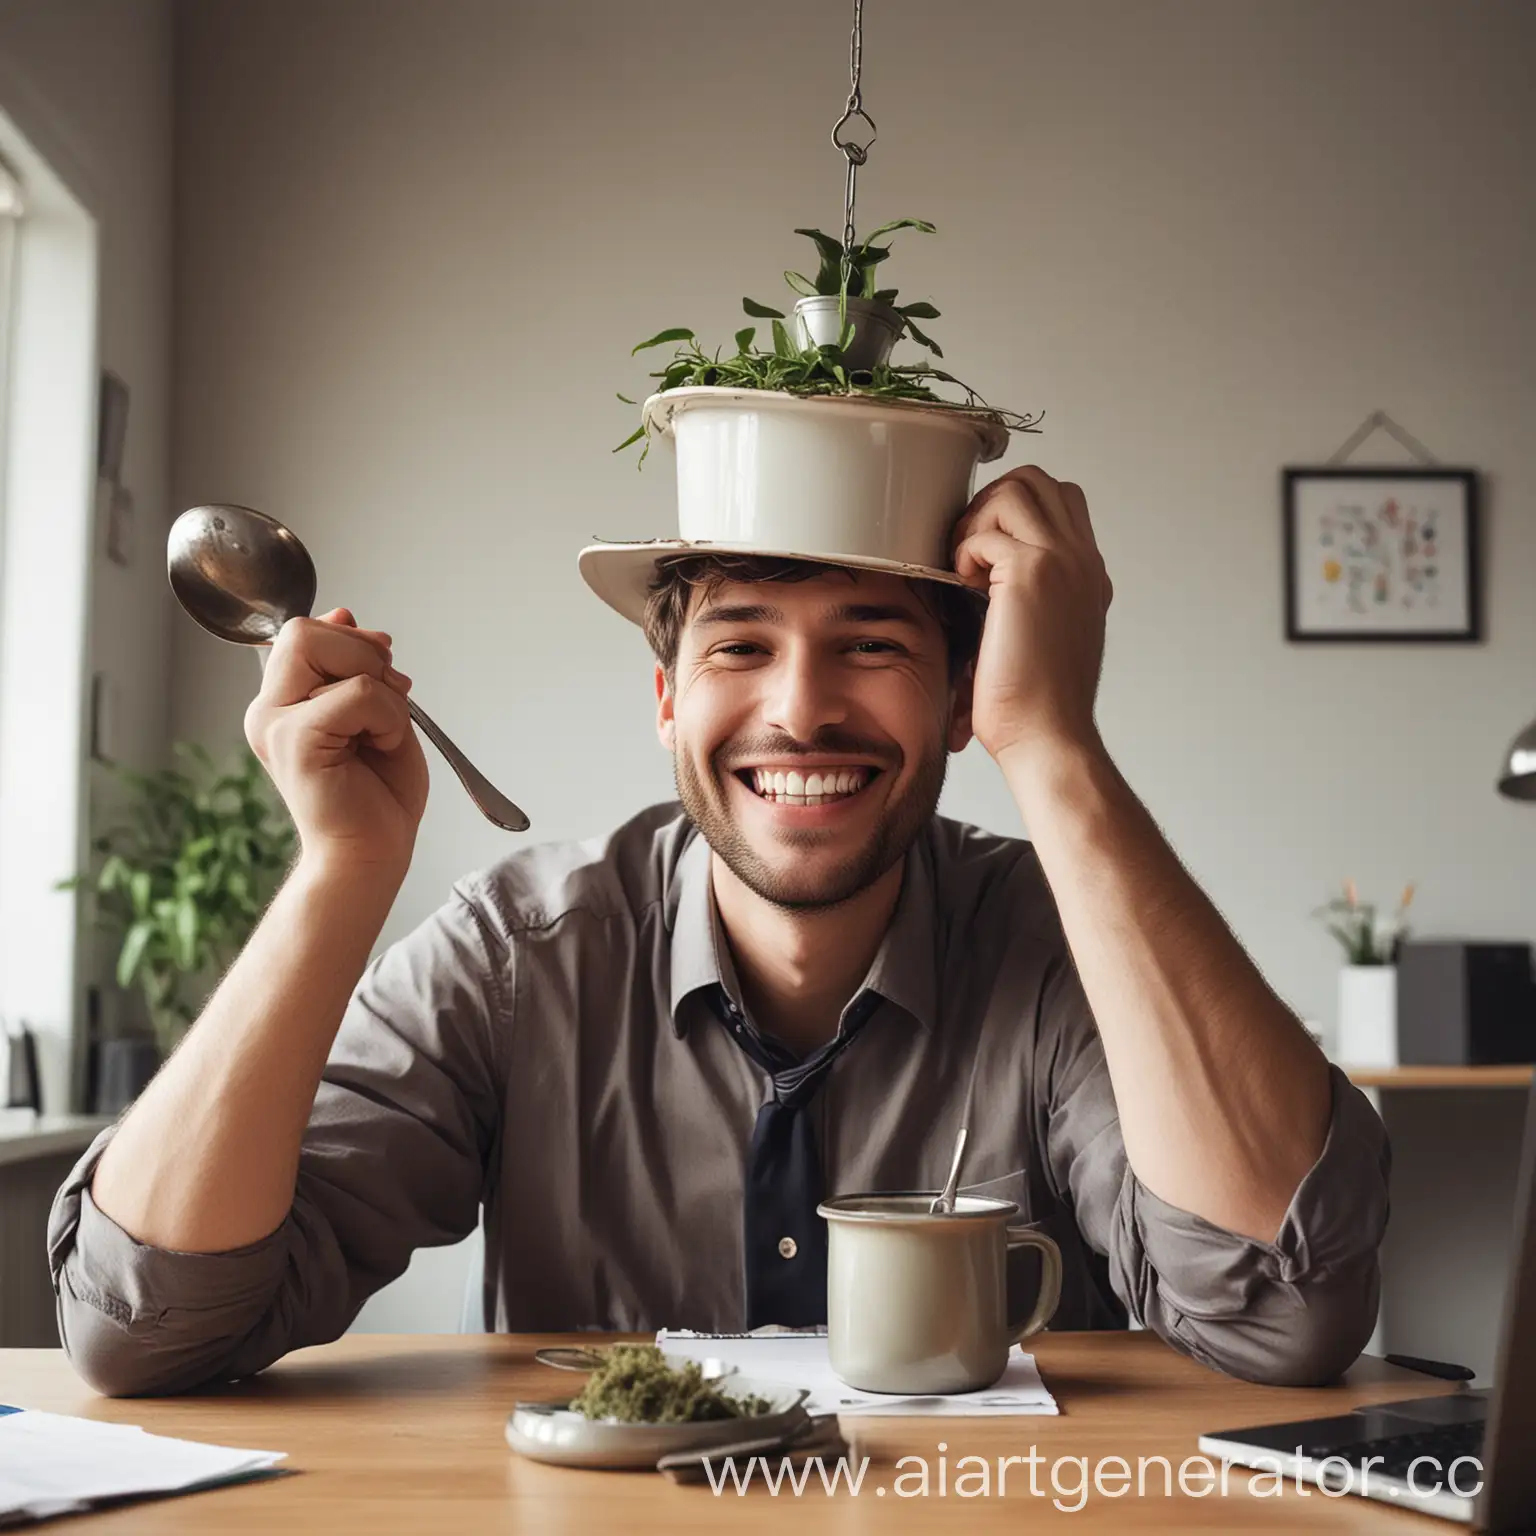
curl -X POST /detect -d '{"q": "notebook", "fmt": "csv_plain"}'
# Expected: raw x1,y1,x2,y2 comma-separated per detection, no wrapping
0,1407,286,1526
655,1328,1058,1416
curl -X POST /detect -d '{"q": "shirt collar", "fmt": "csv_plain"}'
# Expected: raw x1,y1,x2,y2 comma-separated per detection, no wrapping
860,829,939,1034
667,823,939,1039
667,829,740,1036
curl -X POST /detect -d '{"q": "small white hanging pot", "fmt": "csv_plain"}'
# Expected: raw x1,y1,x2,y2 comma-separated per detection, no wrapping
792,295,904,373
578,386,1010,626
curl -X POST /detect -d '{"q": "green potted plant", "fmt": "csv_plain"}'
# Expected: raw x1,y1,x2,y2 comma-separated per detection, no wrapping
1315,880,1416,1067
62,743,295,1102
581,217,1044,626
745,218,944,371
613,216,1041,464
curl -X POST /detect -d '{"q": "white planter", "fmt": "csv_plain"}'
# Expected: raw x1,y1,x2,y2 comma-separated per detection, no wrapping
792,295,904,372
1336,965,1398,1068
641,387,1008,576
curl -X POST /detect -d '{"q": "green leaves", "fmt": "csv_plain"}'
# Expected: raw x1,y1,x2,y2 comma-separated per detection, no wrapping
613,214,1046,459
903,318,943,357
793,227,847,294
66,744,296,1054
632,327,695,354
859,216,937,245
117,920,154,989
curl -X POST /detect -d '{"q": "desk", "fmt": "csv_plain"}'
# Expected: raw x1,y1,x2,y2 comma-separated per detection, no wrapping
3,1333,1455,1531
1344,1064,1532,1090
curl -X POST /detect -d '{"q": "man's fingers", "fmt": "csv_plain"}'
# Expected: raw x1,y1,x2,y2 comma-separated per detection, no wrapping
261,616,396,708
317,607,393,650
953,526,1042,589
1057,483,1113,606
292,674,413,756
952,466,1074,558
953,475,1059,560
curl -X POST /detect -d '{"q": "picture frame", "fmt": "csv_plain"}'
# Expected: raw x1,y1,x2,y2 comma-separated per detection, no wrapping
96,369,129,483
1282,467,1481,643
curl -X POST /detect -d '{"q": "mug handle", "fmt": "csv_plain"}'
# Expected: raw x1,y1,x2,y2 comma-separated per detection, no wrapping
1005,1226,1063,1342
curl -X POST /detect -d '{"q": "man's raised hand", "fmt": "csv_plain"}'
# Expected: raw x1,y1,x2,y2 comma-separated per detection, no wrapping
244,607,429,876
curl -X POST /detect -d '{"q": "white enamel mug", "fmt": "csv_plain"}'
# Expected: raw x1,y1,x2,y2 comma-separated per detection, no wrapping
818,1193,1063,1395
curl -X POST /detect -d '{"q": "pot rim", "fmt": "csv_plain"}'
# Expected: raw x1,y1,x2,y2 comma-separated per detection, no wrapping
640,386,1010,462
818,1191,1022,1224
791,292,904,320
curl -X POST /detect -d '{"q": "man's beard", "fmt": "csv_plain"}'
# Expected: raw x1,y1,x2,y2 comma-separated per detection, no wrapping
675,727,948,911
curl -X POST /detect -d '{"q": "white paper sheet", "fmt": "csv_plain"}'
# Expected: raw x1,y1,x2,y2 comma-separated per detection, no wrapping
0,1408,286,1526
655,1330,1059,1416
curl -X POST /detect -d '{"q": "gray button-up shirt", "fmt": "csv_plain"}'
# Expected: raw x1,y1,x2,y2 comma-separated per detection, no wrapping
49,804,1390,1395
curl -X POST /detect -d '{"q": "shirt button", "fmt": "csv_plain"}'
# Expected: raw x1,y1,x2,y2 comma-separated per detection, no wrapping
777,1236,798,1259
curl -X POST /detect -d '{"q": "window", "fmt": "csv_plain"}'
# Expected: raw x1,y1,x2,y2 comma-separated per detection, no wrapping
0,153,20,563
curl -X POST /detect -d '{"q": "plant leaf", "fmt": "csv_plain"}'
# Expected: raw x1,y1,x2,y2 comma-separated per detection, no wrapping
858,217,936,247
898,301,940,319
782,270,817,298
117,919,155,988
612,425,646,453
733,326,756,354
873,287,899,305
631,327,695,354
742,297,785,318
794,227,845,265
616,392,637,405
174,897,198,970
904,318,943,357
771,318,794,358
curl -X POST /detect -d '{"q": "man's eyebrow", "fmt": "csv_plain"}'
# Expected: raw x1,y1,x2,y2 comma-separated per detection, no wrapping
692,602,786,628
826,602,928,629
689,599,929,630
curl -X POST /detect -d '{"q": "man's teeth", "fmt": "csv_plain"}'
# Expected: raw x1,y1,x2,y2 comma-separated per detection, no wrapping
748,767,872,804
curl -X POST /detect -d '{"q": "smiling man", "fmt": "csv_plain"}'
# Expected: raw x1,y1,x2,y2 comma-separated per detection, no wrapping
49,465,1389,1397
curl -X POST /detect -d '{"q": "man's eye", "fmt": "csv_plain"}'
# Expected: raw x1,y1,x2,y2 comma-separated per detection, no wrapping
714,643,763,658
851,640,900,655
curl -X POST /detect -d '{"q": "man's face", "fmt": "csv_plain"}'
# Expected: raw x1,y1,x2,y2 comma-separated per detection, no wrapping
656,569,974,910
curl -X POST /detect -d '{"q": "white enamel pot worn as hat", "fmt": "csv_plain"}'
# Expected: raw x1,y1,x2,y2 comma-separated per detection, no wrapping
579,387,1009,625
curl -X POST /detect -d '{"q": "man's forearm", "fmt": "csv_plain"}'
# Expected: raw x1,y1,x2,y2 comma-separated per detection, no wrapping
1002,738,1331,1242
91,857,403,1254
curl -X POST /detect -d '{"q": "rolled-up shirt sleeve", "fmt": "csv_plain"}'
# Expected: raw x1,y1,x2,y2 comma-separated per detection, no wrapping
1041,956,1391,1387
47,881,508,1397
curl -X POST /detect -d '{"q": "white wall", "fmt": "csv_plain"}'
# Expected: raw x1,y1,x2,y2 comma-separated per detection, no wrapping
0,0,176,1109
168,0,1536,1338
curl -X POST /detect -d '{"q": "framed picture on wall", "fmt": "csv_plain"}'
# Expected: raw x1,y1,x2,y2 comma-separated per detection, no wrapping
1282,467,1481,642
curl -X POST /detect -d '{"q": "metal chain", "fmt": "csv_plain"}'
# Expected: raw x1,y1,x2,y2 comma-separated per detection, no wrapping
830,0,876,263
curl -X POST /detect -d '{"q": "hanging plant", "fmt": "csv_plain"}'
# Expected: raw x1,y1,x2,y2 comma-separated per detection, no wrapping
744,218,945,354
614,218,1041,465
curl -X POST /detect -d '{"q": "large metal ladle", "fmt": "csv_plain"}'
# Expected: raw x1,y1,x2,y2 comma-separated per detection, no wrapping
167,503,530,832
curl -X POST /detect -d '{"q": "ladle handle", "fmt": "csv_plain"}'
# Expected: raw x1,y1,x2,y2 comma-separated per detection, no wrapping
407,698,530,832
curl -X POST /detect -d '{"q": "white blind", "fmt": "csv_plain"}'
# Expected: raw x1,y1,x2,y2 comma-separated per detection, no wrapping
0,155,22,219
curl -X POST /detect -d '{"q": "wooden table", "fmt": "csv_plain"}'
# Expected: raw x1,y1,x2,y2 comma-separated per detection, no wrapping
1344,1064,1532,1090
1,1333,1463,1531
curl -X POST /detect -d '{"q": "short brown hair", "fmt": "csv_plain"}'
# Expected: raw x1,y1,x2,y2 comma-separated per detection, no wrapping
642,552,984,683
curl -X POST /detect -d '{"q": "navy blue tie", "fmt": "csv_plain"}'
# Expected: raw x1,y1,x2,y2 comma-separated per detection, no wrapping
708,986,881,1328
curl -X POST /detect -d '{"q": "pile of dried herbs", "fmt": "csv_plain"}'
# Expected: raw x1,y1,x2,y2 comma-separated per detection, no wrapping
568,1344,774,1424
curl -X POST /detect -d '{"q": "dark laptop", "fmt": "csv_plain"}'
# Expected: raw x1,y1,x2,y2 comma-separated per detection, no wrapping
1199,1078,1536,1529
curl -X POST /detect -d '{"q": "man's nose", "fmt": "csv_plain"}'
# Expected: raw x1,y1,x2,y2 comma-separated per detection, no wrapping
762,646,848,741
